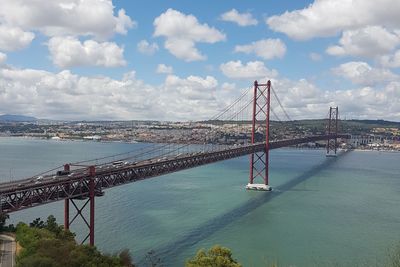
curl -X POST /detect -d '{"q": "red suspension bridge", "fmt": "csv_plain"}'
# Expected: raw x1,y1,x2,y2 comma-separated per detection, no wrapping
0,80,349,246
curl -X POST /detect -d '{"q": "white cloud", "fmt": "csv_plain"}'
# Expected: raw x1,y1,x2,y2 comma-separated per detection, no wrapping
164,75,217,100
114,9,136,35
326,26,400,58
220,9,258,26
269,78,400,121
332,61,398,86
380,49,400,68
220,60,278,79
0,52,6,65
137,40,159,55
48,36,126,68
0,25,35,51
163,38,205,61
0,0,136,39
0,68,158,120
271,78,326,114
328,85,400,120
221,82,236,91
309,52,322,61
1,63,400,121
266,0,400,40
0,63,230,121
159,75,224,120
156,64,173,74
153,8,226,61
234,39,286,60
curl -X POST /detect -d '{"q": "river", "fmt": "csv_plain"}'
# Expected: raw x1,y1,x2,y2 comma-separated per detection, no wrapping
1,137,399,266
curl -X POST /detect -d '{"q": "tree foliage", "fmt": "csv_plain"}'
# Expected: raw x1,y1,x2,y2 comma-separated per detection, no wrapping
16,215,134,267
186,245,241,267
29,218,45,229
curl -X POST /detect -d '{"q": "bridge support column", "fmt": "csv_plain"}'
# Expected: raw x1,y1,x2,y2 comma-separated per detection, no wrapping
63,165,96,246
89,166,95,246
326,107,339,157
246,80,272,191
64,164,70,230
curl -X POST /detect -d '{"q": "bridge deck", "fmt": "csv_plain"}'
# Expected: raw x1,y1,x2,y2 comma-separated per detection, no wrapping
0,134,348,213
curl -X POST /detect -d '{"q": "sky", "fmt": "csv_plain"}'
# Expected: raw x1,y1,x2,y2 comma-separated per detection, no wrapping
0,0,400,121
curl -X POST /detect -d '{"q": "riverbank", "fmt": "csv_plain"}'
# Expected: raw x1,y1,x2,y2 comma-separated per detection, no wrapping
0,135,140,144
353,148,400,153
2,136,400,153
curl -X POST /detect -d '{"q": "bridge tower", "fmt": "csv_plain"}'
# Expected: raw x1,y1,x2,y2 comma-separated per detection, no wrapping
246,80,272,191
326,106,339,157
64,164,96,246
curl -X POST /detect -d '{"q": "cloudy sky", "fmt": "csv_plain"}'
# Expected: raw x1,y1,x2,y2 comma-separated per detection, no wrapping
0,0,399,121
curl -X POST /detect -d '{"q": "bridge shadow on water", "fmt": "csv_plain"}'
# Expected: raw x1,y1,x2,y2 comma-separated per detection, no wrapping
137,150,352,265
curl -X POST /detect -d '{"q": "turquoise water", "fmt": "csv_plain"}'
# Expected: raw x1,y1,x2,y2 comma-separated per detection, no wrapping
1,137,400,266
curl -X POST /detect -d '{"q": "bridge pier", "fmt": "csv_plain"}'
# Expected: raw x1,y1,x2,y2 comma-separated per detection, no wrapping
246,80,272,191
64,165,96,246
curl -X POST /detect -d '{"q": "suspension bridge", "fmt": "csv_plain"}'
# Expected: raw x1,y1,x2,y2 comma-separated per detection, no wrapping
0,80,349,245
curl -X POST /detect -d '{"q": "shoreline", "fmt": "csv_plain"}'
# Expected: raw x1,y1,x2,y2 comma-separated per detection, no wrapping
1,136,399,153
353,148,400,153
0,135,140,144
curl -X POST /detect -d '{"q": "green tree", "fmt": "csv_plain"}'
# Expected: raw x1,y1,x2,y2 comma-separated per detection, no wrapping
186,245,241,267
18,255,57,267
44,215,59,234
16,215,134,267
29,218,45,228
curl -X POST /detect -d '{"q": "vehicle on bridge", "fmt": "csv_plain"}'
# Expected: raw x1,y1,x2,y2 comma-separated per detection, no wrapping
56,170,70,176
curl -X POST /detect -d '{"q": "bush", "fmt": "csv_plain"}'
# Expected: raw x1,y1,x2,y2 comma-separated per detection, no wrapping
186,245,241,267
15,215,134,267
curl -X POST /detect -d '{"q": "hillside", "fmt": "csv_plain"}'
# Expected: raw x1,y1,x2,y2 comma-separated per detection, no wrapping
202,119,400,137
0,114,37,122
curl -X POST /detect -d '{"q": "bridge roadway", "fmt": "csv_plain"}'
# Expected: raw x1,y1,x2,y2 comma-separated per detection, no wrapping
0,134,348,213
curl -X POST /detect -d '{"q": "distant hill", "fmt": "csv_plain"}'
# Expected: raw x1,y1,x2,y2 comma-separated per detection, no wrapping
200,118,400,136
0,114,37,122
202,118,400,126
346,119,400,127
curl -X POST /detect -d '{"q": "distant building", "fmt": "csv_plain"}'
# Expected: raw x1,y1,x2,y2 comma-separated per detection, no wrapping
83,135,101,140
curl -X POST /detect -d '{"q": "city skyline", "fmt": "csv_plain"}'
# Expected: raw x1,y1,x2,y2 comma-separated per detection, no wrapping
0,0,399,121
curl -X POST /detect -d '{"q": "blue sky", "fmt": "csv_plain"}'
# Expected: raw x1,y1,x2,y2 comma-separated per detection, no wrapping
0,0,400,121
